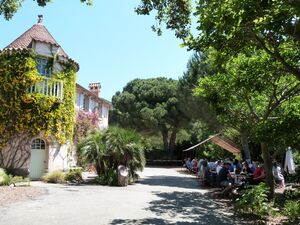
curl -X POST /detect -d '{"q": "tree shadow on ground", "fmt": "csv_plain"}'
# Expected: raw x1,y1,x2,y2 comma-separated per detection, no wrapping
138,175,200,190
110,191,262,225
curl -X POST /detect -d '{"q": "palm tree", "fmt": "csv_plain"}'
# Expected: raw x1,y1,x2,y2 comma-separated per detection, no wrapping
77,127,146,183
77,132,106,175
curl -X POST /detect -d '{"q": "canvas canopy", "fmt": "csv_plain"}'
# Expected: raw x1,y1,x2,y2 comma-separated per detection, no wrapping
183,134,241,156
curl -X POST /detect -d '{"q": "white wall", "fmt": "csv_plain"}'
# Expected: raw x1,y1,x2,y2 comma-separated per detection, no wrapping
48,142,71,172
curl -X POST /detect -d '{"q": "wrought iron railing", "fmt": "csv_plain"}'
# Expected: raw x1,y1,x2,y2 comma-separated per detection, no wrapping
29,77,64,101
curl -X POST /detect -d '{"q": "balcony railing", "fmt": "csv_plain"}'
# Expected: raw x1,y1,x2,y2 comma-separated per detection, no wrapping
29,77,64,101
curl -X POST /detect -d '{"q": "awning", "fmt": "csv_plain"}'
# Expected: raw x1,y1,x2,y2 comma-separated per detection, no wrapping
183,134,241,155
210,136,241,155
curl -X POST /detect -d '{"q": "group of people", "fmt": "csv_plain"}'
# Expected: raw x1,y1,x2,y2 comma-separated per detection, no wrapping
184,157,285,195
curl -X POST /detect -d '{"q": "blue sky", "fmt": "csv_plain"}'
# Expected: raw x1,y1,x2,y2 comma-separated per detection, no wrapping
0,0,192,101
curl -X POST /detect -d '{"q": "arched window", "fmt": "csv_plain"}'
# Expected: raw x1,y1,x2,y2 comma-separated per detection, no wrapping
31,139,46,150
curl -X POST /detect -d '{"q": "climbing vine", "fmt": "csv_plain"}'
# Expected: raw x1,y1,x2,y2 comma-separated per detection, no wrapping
0,49,76,148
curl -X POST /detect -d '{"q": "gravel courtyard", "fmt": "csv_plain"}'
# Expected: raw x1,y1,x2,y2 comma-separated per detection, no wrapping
0,167,247,225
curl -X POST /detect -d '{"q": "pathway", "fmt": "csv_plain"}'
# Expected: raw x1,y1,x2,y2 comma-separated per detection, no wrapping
0,167,248,225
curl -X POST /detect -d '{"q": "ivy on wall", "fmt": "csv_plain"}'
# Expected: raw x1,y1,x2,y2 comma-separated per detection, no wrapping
0,49,76,148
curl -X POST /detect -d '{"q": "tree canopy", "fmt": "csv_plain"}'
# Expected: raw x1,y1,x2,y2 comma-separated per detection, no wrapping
195,48,300,196
0,0,92,20
136,0,300,80
111,77,188,156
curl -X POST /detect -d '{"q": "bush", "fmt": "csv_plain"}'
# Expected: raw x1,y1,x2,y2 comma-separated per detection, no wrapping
42,170,65,183
0,168,11,186
284,188,300,200
0,168,29,186
65,168,83,183
235,183,273,218
283,200,300,222
95,168,118,186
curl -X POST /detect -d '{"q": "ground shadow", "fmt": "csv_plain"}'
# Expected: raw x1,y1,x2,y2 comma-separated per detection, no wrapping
138,175,200,190
110,191,260,225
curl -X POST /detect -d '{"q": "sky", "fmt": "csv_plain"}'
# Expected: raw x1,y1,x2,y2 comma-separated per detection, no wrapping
0,0,192,101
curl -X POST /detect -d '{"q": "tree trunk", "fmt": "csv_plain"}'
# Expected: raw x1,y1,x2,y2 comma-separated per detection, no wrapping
161,128,169,152
168,128,178,158
240,130,251,161
261,142,274,199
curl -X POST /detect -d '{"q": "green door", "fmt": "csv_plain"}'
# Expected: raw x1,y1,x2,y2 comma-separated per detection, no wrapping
29,139,46,180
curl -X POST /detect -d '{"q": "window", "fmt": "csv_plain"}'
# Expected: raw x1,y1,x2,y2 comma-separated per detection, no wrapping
79,93,85,109
102,105,108,118
31,139,46,150
37,58,51,77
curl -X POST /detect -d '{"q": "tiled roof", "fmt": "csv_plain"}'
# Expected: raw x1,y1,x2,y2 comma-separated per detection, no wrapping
5,23,69,58
2,17,79,71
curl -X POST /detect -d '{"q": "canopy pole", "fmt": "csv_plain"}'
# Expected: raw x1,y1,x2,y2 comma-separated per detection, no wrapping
182,133,220,152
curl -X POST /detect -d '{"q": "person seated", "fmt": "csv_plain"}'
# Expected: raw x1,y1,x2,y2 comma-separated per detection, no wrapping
192,158,198,173
233,159,243,172
186,158,193,171
273,161,285,188
216,160,223,175
197,159,204,177
199,160,211,187
242,161,254,174
249,164,265,185
218,162,234,196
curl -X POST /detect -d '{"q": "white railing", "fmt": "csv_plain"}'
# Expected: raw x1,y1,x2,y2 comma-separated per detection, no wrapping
29,77,64,101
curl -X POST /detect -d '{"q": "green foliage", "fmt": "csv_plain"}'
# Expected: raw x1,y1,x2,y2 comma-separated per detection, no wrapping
284,188,300,201
64,168,83,183
0,168,29,186
42,170,65,183
95,168,118,186
137,0,300,81
112,77,188,155
195,49,300,145
283,200,300,223
0,50,76,148
0,168,11,185
0,0,93,20
77,127,146,185
235,183,273,218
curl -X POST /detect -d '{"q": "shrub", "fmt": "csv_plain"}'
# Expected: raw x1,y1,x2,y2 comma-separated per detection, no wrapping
0,168,11,185
77,127,146,186
64,168,83,183
0,169,29,186
235,183,273,218
95,168,118,186
284,188,300,200
283,200,300,222
42,170,65,183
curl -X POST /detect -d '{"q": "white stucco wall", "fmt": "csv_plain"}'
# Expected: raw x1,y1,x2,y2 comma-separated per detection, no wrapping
48,142,70,172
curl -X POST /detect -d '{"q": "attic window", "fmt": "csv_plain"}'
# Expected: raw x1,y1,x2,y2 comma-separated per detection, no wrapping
37,57,51,77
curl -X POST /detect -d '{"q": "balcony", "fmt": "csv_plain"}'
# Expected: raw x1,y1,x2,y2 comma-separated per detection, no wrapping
29,77,64,101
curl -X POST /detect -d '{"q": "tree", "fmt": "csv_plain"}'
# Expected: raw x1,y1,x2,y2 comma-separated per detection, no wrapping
136,0,300,81
0,0,92,20
77,127,145,184
195,49,300,196
112,78,187,157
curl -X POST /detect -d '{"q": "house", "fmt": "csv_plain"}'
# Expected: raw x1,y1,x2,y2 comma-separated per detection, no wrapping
75,83,110,130
0,16,110,179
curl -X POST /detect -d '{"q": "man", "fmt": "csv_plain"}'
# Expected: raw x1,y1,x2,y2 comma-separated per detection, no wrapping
218,161,234,196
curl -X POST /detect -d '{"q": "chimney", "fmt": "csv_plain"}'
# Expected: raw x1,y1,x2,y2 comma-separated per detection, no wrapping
89,82,101,97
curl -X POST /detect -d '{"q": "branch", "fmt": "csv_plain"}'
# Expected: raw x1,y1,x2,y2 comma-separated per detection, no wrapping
254,34,300,80
243,90,260,122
